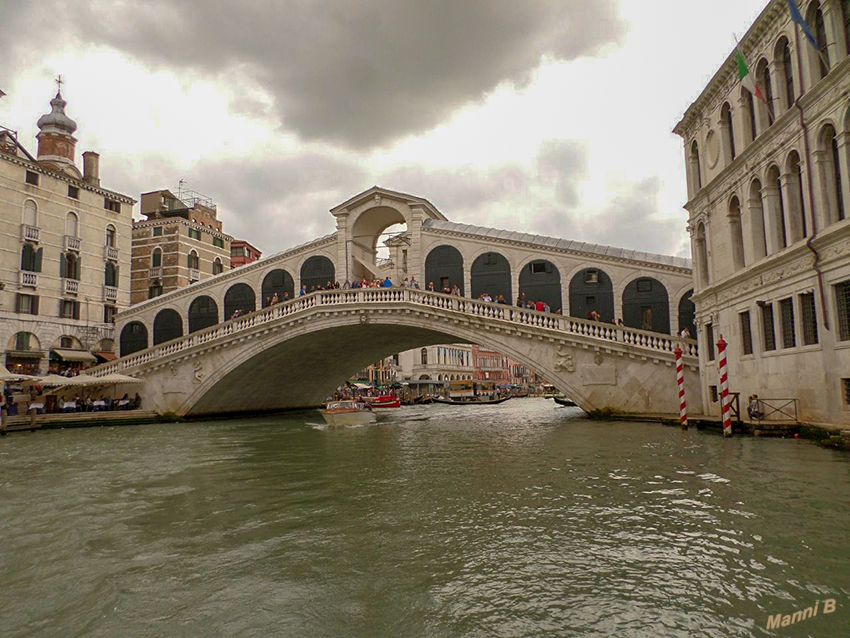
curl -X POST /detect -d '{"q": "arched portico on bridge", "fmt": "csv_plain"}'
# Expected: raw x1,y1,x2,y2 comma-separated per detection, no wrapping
519,259,562,311
425,245,464,294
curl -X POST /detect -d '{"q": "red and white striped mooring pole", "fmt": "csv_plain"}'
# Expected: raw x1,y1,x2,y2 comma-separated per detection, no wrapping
674,345,687,429
716,335,732,437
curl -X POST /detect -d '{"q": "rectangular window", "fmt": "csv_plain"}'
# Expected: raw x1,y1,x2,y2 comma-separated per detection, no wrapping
762,303,776,351
584,269,599,284
231,247,244,257
104,198,121,213
800,292,819,345
640,306,653,331
531,261,546,274
103,305,117,324
779,298,796,348
843,378,850,405
15,332,31,351
585,295,596,307
837,280,850,341
637,279,652,293
152,226,163,237
16,293,39,315
60,299,80,320
68,185,79,199
705,323,715,361
709,385,718,403
25,170,39,186
213,236,224,248
189,228,201,240
60,336,74,348
740,311,753,355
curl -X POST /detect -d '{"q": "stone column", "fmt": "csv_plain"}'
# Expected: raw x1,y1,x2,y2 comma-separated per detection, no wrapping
719,119,733,165
821,1,847,62
836,131,850,222
761,183,785,254
737,94,754,145
335,210,351,283
511,270,521,305
408,205,425,284
463,267,471,299
780,171,803,244
727,213,745,269
744,193,767,264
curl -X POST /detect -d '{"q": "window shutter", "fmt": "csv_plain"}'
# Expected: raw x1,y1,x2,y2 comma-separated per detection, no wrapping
75,256,81,280
74,302,80,320
15,294,21,313
59,252,67,277
21,245,28,270
35,247,43,273
33,296,39,315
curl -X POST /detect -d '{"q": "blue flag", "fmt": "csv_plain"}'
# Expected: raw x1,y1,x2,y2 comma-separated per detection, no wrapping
787,0,819,50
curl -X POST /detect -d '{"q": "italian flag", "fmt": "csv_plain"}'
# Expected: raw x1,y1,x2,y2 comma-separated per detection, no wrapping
737,47,766,103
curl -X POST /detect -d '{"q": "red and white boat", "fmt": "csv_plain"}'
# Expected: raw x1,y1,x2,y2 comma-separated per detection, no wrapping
367,395,401,409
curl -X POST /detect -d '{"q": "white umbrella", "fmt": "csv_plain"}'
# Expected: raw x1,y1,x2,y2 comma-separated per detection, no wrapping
0,364,35,381
79,372,143,385
20,374,81,387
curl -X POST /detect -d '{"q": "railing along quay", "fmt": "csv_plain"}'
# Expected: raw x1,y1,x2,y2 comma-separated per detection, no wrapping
89,289,699,377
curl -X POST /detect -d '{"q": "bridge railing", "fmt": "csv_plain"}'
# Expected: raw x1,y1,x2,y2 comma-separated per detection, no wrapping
91,288,698,377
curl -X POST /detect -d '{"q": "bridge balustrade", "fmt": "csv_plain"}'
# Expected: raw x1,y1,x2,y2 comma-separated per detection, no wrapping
90,288,699,378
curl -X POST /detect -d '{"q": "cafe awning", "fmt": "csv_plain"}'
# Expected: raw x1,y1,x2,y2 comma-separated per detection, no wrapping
6,350,44,359
52,349,98,363
94,351,117,362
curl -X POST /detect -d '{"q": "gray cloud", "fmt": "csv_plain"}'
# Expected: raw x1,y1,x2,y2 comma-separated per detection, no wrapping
1,0,625,148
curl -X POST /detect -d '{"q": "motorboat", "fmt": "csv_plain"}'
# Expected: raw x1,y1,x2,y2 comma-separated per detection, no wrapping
366,395,401,409
320,400,377,426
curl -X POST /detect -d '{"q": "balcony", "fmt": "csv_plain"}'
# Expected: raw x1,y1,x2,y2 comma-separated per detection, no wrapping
189,268,200,282
64,235,81,252
149,267,162,279
104,245,119,261
63,278,79,295
19,271,37,288
103,285,118,302
21,224,39,243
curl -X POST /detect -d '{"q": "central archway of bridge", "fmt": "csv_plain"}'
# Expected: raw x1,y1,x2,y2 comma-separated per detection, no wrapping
349,205,407,282
92,290,700,418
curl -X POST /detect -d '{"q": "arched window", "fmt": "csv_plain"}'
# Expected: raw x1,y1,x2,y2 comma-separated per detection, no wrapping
694,223,709,288
151,248,162,268
104,262,118,287
749,179,768,260
20,244,42,272
689,141,702,192
745,89,758,142
757,58,773,124
844,0,850,58
420,348,428,365
188,295,219,332
519,260,562,312
22,200,37,226
212,258,223,275
224,283,256,319
188,250,199,269
820,124,846,224
622,278,670,334
471,252,512,301
262,269,295,306
60,252,79,279
65,211,78,237
721,102,736,162
807,2,829,81
678,290,696,338
153,309,183,345
424,246,464,295
778,37,794,110
105,224,116,247
300,255,335,292
729,196,745,269
120,322,148,356
569,268,614,321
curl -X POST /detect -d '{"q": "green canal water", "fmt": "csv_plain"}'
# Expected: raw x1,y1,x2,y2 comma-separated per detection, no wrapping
1,399,848,637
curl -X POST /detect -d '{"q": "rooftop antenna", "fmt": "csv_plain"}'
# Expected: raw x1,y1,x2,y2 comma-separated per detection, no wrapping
55,75,64,94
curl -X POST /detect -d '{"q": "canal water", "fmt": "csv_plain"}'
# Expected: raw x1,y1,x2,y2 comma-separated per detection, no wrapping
1,399,848,637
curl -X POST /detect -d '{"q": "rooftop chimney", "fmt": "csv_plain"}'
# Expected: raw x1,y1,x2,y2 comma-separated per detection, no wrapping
82,151,100,186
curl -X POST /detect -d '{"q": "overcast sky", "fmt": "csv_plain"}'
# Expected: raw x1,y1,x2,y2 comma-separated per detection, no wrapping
0,0,768,258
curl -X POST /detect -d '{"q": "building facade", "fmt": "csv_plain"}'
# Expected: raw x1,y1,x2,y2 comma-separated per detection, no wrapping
674,0,850,424
131,188,232,305
472,346,540,387
230,240,262,269
396,344,474,383
0,90,135,374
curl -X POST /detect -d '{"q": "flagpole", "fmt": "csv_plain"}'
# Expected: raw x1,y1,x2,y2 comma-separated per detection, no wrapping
792,22,830,331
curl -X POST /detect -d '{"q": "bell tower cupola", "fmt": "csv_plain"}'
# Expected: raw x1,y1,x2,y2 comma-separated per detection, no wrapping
36,76,81,178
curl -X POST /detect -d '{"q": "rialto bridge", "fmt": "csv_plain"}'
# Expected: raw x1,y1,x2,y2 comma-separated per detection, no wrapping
100,186,700,416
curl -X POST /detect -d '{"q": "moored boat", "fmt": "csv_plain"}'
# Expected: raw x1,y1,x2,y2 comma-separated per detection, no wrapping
433,396,511,406
553,396,577,407
367,395,401,409
320,400,377,426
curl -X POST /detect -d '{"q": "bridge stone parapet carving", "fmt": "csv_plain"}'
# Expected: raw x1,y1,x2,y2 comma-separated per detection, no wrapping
90,288,699,418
